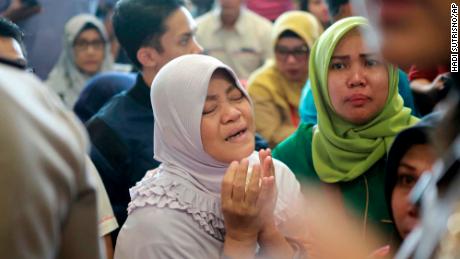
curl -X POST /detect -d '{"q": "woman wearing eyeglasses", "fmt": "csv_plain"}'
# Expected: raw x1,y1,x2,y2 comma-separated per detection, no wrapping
47,14,113,108
247,11,322,147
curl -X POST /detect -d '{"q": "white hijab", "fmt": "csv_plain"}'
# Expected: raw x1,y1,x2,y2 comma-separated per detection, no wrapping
46,14,113,108
151,54,256,196
127,54,300,241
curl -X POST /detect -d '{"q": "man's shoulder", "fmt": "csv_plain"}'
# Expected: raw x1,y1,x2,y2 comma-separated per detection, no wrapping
86,86,154,156
85,95,133,145
89,91,137,124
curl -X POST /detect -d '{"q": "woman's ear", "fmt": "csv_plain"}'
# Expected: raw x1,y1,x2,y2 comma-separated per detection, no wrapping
136,46,158,69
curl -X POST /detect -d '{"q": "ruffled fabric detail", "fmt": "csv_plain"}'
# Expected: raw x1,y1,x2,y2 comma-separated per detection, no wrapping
127,170,226,241
127,165,300,242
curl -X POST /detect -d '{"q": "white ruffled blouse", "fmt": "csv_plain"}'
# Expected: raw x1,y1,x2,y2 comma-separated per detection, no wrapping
114,158,302,258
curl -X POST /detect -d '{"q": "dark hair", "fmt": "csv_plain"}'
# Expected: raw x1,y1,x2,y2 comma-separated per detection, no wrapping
112,0,185,69
0,17,26,57
278,30,302,40
75,23,105,43
326,0,349,18
96,2,115,20
300,0,308,11
211,67,239,90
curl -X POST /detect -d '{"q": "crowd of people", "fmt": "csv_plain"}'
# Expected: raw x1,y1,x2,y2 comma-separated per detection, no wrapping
0,0,458,258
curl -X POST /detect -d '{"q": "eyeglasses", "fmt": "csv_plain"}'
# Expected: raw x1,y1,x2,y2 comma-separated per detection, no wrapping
73,39,105,51
274,45,310,61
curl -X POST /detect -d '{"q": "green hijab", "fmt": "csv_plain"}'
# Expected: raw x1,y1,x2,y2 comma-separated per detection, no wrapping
310,17,419,183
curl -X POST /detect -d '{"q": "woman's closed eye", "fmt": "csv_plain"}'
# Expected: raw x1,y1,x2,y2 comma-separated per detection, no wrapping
203,102,218,115
228,89,245,102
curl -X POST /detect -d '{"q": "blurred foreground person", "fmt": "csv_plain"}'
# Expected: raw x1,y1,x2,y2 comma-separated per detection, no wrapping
0,64,101,258
366,0,460,257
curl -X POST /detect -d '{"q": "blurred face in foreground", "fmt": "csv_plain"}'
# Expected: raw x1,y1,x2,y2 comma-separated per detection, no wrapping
368,0,451,68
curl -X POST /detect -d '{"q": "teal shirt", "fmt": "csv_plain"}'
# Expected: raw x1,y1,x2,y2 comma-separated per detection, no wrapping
273,123,399,245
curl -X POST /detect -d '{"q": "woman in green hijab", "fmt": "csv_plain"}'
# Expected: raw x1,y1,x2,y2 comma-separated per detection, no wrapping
273,16,419,245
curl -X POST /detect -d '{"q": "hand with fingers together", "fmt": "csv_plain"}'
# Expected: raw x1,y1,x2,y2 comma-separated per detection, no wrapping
256,149,294,259
221,156,276,259
257,148,278,229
